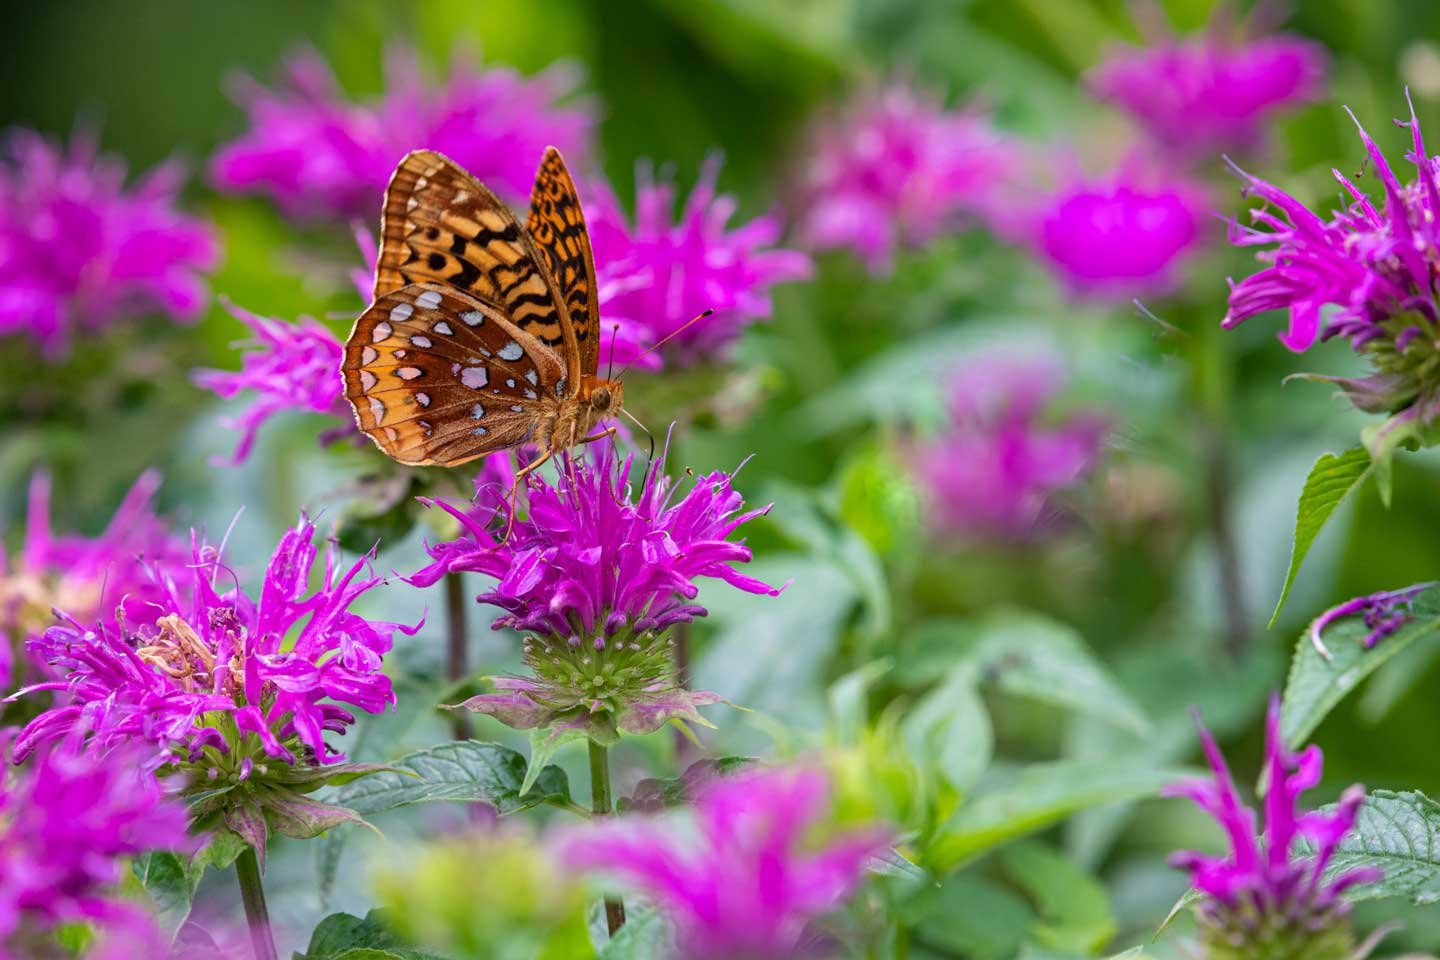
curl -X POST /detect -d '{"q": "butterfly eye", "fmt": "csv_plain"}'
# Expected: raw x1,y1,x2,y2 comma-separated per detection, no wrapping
592,387,612,410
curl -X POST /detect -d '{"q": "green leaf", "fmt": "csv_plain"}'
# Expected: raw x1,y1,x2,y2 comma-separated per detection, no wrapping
523,726,592,796
295,910,444,960
930,760,1192,872
331,741,572,817
998,842,1115,953
618,757,755,813
911,872,1037,958
828,660,891,744
1281,585,1440,747
968,611,1150,736
1270,447,1371,626
902,661,992,796
596,905,672,959
192,828,248,871
132,852,199,941
1307,790,1440,905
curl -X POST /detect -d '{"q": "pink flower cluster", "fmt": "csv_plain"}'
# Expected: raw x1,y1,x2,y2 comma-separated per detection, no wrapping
0,130,217,358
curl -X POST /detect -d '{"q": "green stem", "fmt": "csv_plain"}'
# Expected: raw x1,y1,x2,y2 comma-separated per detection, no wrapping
588,739,627,936
443,572,472,740
235,847,278,960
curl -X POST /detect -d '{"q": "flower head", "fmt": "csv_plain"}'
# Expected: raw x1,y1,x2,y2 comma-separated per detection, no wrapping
797,81,1019,273
1088,23,1326,162
589,157,811,365
412,442,782,741
558,766,888,960
0,129,217,358
914,351,1106,542
2,470,188,690
0,739,191,960
1031,166,1208,300
1165,697,1381,960
11,517,415,770
211,46,594,220
192,299,353,464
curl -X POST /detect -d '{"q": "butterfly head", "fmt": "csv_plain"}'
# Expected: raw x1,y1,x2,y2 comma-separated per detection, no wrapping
588,379,624,417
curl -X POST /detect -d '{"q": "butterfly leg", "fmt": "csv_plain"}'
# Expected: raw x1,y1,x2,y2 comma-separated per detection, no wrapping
496,446,555,547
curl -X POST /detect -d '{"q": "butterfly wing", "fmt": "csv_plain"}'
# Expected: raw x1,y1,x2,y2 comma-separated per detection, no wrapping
376,149,582,387
527,147,600,377
342,282,567,467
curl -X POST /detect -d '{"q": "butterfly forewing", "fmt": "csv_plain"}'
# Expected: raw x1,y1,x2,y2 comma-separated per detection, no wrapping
527,148,600,376
343,282,564,466
376,150,581,383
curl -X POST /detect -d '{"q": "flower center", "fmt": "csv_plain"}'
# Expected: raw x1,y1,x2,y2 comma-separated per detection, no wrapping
522,626,677,709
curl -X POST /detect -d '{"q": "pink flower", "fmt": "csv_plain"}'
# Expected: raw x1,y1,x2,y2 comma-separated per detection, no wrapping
1088,20,1325,162
798,81,1019,272
211,46,594,220
192,299,354,464
11,518,417,768
558,766,889,959
2,470,187,690
1030,166,1209,300
914,351,1106,542
1165,697,1380,954
0,129,217,359
0,739,191,960
589,158,811,366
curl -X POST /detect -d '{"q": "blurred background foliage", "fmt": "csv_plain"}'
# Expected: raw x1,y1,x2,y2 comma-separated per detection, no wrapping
7,0,1440,957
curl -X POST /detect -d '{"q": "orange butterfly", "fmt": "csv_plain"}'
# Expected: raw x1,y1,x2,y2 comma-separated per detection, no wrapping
342,148,623,481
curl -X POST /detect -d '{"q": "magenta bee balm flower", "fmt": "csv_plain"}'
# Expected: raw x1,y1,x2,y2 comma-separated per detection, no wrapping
914,351,1106,542
798,81,1019,273
1222,96,1440,464
211,46,594,220
558,766,889,960
1032,168,1208,300
0,739,191,960
588,158,811,365
0,129,217,359
412,443,782,742
1088,22,1325,162
1165,697,1380,960
192,299,354,464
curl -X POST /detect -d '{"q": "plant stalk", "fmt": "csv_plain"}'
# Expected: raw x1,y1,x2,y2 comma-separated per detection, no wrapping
588,739,627,936
235,847,278,960
444,572,472,740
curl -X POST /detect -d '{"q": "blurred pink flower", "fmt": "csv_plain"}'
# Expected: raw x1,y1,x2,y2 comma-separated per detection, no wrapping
558,766,888,959
212,46,594,220
0,739,191,960
0,129,217,358
1030,167,1209,300
589,158,811,366
1088,20,1325,162
2,470,187,690
798,81,1019,273
192,300,353,464
914,351,1106,542
1165,696,1379,955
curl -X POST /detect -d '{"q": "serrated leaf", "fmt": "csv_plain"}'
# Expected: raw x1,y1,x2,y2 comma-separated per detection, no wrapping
1270,447,1371,625
132,852,198,941
1306,790,1440,905
930,760,1192,871
295,910,444,960
331,740,571,817
1281,586,1440,747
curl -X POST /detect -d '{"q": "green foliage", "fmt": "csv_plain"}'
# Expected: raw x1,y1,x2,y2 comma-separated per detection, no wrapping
331,740,573,817
1271,447,1372,625
295,910,447,960
1315,790,1440,905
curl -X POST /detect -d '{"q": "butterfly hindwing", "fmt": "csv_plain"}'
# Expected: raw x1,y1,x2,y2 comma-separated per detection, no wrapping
527,147,599,376
376,150,581,379
342,283,565,466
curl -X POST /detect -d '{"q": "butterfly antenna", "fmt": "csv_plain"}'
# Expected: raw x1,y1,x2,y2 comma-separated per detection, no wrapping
615,310,714,380
621,407,656,473
606,322,620,382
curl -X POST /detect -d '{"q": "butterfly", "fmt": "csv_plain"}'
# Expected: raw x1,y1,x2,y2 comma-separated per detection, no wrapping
341,147,623,480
